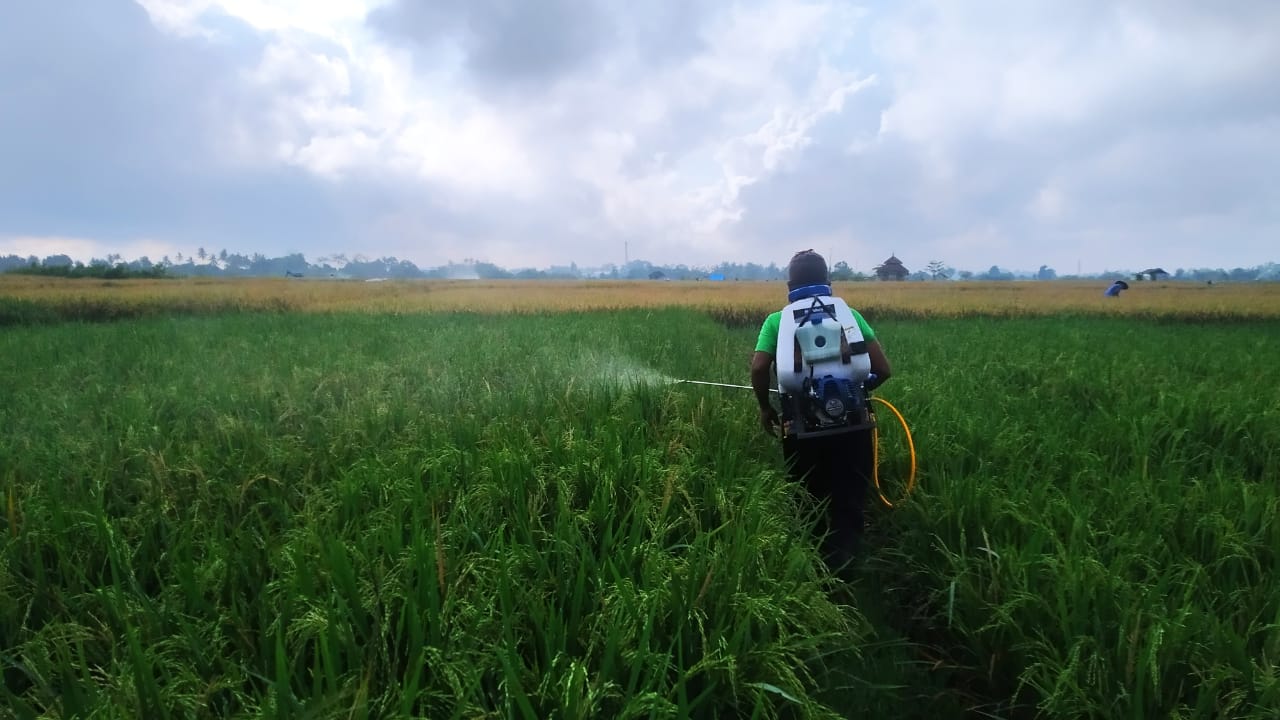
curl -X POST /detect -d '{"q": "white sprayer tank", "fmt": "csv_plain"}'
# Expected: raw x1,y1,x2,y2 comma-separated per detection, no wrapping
775,294,871,395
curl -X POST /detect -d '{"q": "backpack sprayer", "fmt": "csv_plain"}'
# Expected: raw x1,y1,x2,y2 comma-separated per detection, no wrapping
674,375,918,509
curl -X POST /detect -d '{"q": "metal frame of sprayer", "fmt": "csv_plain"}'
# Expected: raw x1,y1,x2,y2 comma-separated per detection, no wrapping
779,372,876,440
675,374,880,440
675,374,918,509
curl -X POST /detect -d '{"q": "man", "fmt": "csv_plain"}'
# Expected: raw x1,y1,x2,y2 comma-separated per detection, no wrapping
1104,280,1129,297
750,250,893,569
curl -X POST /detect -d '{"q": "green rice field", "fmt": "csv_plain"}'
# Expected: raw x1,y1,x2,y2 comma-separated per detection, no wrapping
1,306,1277,718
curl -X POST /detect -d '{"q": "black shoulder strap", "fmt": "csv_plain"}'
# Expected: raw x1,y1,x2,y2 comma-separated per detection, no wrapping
793,296,838,327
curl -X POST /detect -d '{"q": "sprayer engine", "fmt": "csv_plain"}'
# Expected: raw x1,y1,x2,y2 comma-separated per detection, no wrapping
782,374,874,439
814,375,862,420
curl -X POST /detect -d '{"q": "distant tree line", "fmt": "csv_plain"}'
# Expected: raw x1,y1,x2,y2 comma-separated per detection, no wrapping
3,255,170,279
3,251,1278,283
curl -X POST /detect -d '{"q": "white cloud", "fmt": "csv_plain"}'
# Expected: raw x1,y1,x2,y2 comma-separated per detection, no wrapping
197,15,539,197
1,0,1274,272
137,0,383,41
132,0,219,37
1031,185,1066,222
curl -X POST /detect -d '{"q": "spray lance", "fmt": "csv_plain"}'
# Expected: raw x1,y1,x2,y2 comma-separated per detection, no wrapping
674,380,771,392
674,374,918,509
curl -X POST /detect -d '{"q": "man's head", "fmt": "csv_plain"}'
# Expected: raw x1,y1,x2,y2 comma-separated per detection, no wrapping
787,250,829,291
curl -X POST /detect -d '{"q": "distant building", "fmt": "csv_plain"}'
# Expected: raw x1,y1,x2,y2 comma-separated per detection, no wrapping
874,255,910,281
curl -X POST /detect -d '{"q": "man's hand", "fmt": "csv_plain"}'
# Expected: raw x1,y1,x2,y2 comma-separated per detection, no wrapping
759,405,780,436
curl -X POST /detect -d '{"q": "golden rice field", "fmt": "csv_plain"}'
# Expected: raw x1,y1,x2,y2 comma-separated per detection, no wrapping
3,275,1280,323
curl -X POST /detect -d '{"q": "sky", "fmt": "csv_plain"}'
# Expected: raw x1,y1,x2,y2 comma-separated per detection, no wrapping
1,0,1277,274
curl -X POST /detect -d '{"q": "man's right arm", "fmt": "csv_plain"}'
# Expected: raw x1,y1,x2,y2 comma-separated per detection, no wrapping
751,312,782,434
750,350,780,435
750,351,774,409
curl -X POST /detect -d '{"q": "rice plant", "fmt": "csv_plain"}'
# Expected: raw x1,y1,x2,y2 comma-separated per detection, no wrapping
2,302,1276,718
4,275,1280,325
0,311,898,718
861,317,1280,718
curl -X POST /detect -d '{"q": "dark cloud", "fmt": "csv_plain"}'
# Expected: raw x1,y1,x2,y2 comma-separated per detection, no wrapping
368,0,716,96
737,138,927,245
0,2,225,179
1,2,240,236
0,1,373,253
369,0,614,93
1052,121,1280,227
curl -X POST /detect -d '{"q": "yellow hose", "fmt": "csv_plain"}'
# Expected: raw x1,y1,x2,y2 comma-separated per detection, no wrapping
871,396,917,509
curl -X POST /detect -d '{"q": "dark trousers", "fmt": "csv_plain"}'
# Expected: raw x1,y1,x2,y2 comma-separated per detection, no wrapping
782,427,873,568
